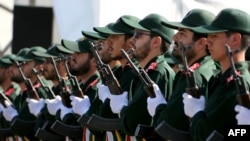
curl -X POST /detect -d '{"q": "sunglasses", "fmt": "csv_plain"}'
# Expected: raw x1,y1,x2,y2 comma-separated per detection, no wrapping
133,31,151,39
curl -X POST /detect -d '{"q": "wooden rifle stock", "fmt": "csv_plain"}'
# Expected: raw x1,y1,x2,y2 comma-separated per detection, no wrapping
32,68,56,99
89,41,122,95
225,44,250,108
121,49,155,98
180,41,199,98
51,57,71,108
15,61,40,100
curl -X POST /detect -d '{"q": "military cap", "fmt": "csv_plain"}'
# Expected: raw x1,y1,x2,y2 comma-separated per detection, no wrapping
121,13,174,44
192,8,250,34
12,46,46,62
161,9,215,30
33,44,72,58
10,48,31,62
94,15,140,35
82,31,108,40
60,38,93,53
0,54,16,67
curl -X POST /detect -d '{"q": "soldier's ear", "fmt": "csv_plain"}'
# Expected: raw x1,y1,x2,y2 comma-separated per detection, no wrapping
196,37,206,50
151,36,162,49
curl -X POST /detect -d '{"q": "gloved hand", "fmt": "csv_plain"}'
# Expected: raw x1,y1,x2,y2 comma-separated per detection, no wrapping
109,91,128,114
70,95,90,116
45,95,62,115
147,83,167,117
59,105,73,120
2,100,18,122
182,93,205,118
26,98,45,117
235,105,250,125
97,83,111,103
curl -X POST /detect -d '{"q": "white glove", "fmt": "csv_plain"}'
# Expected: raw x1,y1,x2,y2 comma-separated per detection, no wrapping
147,84,167,117
97,83,111,103
182,93,205,118
70,95,90,116
109,91,128,114
2,100,18,122
235,105,250,125
59,105,73,120
45,95,62,115
26,98,45,117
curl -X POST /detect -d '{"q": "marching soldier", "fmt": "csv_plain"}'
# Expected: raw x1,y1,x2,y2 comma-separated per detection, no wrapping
1,46,49,140
0,54,21,141
183,8,250,140
109,13,175,141
89,15,140,141
146,9,218,137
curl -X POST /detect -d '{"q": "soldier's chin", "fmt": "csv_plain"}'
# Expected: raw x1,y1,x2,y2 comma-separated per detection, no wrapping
11,77,23,83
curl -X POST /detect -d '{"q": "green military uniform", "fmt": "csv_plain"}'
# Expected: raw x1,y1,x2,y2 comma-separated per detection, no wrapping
190,62,250,140
152,9,218,132
0,83,21,141
120,55,175,140
188,8,250,140
88,15,140,141
9,47,48,140
153,56,218,131
118,13,175,141
57,38,102,141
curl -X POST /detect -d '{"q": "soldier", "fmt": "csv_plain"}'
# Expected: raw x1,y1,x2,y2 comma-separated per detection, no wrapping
182,8,250,140
26,44,73,141
84,15,140,141
108,13,175,141
1,46,48,140
0,54,21,141
146,9,218,136
51,38,101,140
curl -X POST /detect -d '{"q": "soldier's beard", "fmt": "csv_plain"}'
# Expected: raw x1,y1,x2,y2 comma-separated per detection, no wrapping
133,42,150,62
11,76,23,83
69,58,91,76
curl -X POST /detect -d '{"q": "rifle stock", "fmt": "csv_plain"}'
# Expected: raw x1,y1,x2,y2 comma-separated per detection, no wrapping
33,68,56,99
15,61,40,100
89,41,122,95
51,57,71,108
180,41,200,98
120,49,155,98
225,44,250,108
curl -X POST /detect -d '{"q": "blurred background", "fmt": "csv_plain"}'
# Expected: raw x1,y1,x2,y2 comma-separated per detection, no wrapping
0,0,248,56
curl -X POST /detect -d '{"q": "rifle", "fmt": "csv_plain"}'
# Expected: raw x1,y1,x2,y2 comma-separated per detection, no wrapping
180,41,200,98
225,44,250,108
32,68,56,99
82,41,123,131
121,48,161,139
59,55,84,98
121,48,155,98
153,41,201,140
89,41,122,95
15,61,40,100
51,57,71,108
